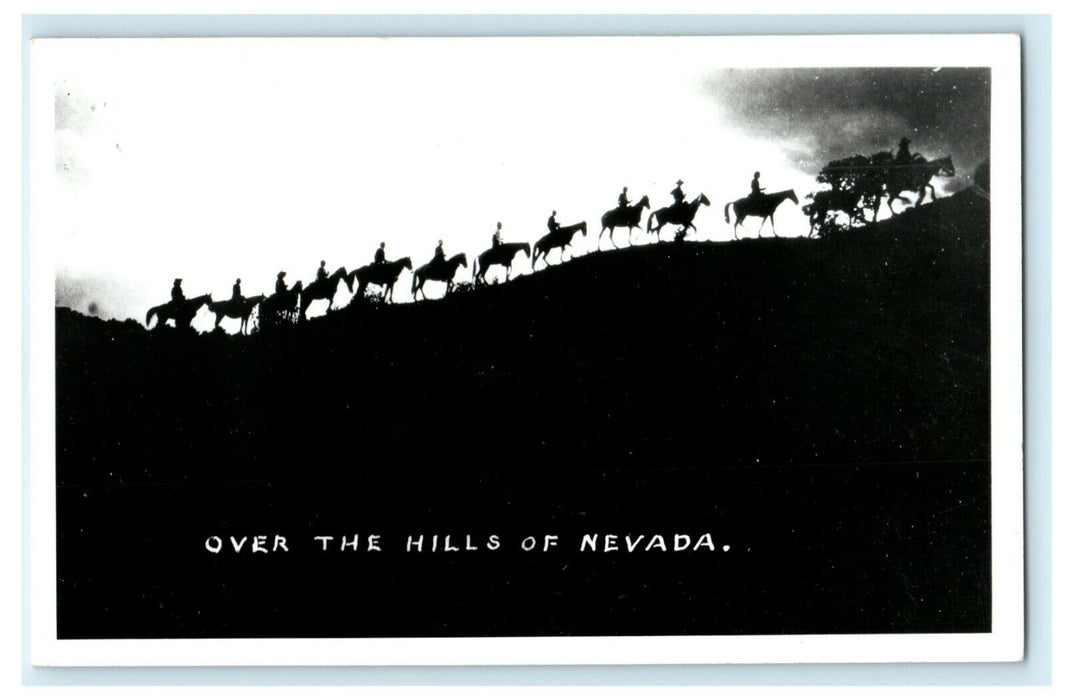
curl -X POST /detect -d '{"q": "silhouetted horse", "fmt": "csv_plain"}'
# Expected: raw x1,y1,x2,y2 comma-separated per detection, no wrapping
299,268,353,319
412,254,467,300
145,293,212,330
724,189,799,239
879,155,955,216
207,294,265,334
259,281,303,325
353,257,412,303
599,195,650,249
473,242,530,285
647,193,710,241
532,222,587,268
803,189,867,237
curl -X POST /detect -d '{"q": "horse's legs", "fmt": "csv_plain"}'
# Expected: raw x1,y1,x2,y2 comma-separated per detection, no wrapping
769,213,778,237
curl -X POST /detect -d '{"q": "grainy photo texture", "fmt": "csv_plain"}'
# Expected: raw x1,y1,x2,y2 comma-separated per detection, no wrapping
32,36,1022,664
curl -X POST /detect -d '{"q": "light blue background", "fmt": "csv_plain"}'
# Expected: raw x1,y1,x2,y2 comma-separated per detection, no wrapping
22,13,1052,686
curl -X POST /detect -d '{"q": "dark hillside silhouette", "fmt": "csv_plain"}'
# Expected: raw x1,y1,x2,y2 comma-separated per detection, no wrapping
56,189,991,639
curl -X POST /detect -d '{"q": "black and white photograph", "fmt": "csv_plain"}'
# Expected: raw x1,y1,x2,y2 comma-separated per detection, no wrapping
28,34,1023,666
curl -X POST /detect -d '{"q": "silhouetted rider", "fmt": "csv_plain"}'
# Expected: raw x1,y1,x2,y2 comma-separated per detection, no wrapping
750,171,767,196
670,180,685,206
171,278,185,303
433,240,446,265
317,260,328,283
618,186,630,208
231,278,243,301
492,222,503,248
375,242,387,265
547,211,560,233
275,272,287,294
896,137,914,165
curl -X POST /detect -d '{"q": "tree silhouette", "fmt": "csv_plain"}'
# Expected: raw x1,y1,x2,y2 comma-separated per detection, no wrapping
809,154,887,232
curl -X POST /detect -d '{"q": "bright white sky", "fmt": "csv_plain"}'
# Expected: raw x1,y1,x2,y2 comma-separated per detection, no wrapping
43,38,933,331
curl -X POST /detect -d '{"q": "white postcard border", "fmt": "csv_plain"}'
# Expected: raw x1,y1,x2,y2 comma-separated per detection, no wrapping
28,33,1023,667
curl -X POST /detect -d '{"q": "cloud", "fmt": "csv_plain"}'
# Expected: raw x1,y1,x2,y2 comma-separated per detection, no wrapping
703,68,990,181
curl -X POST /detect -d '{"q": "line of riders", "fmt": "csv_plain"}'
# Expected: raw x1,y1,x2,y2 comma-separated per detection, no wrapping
147,138,953,334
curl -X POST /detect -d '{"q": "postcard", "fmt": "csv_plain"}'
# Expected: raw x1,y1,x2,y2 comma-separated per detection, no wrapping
28,34,1023,665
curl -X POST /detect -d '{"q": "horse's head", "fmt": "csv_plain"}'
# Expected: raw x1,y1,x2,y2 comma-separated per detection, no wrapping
787,189,799,204
939,156,955,177
456,253,468,268
337,267,355,293
638,195,650,209
291,280,303,293
249,294,266,305
520,242,531,257
400,256,413,270
579,221,587,236
698,193,711,206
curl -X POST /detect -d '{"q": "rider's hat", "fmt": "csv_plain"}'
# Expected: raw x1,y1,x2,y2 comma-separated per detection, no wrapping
676,179,684,185
277,271,286,278
174,278,182,284
899,137,911,145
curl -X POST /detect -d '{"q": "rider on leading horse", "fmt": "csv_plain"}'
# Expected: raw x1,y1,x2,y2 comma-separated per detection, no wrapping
231,278,243,302
492,222,503,248
317,260,328,283
433,240,446,266
375,242,387,265
275,272,287,294
618,187,630,208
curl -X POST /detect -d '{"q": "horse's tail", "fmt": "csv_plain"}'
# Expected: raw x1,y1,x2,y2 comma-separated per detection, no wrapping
146,306,158,327
646,212,655,232
472,255,479,281
724,202,732,224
